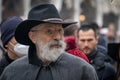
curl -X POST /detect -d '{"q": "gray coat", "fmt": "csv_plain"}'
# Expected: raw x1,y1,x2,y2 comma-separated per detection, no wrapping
0,46,98,80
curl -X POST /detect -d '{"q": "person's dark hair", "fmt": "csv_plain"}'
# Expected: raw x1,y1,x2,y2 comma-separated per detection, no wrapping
64,24,78,37
90,22,100,36
77,24,97,38
90,22,99,30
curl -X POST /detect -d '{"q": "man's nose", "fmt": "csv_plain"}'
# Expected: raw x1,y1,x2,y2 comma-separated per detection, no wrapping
84,41,89,46
53,32,62,40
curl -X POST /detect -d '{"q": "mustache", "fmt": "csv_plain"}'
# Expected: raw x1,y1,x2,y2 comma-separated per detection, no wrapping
83,47,90,50
49,40,64,47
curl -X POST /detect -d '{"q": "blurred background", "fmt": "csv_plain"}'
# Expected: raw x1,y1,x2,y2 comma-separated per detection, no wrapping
0,0,120,43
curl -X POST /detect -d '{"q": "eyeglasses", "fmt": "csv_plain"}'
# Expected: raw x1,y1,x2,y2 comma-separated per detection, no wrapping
30,28,64,37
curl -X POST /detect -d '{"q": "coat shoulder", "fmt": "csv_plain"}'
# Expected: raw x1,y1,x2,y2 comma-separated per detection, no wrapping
60,53,94,70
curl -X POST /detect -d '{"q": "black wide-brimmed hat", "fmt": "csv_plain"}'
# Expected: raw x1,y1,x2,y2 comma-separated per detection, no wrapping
15,4,77,45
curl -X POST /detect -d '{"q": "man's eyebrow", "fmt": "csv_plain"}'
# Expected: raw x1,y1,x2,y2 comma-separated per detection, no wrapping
80,38,93,41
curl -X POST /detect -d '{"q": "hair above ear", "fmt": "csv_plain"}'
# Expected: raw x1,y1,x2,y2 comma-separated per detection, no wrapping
28,31,36,44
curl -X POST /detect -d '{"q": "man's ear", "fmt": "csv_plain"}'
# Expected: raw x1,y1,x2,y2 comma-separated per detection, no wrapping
28,31,36,44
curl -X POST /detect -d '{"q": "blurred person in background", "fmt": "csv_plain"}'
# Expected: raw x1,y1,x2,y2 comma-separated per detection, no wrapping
77,24,116,80
0,16,29,75
64,24,78,37
107,23,116,43
64,36,89,63
64,24,89,63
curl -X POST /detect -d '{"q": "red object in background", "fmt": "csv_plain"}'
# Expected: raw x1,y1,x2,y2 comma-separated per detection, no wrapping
64,36,89,63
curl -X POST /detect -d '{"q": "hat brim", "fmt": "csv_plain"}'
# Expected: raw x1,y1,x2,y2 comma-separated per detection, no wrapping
15,20,77,45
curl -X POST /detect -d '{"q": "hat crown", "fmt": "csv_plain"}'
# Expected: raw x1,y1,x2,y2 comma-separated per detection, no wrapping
28,4,60,21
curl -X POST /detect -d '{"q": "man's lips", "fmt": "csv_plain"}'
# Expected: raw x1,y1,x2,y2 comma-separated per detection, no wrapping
50,44,61,48
83,48,89,53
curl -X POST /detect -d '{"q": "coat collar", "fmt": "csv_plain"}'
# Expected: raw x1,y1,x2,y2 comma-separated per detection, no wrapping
28,44,44,66
86,47,97,60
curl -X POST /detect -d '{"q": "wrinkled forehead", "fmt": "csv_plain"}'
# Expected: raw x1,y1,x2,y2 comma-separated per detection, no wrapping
31,23,63,30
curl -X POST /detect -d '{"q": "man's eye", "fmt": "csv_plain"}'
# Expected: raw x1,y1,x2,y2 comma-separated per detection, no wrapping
47,30,53,34
88,39,93,42
58,29,63,33
80,40,85,42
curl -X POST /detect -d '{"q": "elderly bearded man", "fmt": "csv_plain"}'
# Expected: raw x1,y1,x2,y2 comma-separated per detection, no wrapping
0,4,98,80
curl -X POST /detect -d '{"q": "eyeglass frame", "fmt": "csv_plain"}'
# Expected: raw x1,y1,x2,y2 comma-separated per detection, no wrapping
30,28,64,37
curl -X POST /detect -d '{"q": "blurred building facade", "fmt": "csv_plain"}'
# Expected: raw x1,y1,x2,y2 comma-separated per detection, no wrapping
0,0,120,42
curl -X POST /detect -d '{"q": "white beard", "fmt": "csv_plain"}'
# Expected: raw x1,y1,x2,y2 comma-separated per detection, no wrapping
37,40,66,62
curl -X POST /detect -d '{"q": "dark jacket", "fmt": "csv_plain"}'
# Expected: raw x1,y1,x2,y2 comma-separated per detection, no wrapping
98,34,108,49
0,45,98,80
97,45,114,64
87,48,115,80
0,53,13,75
